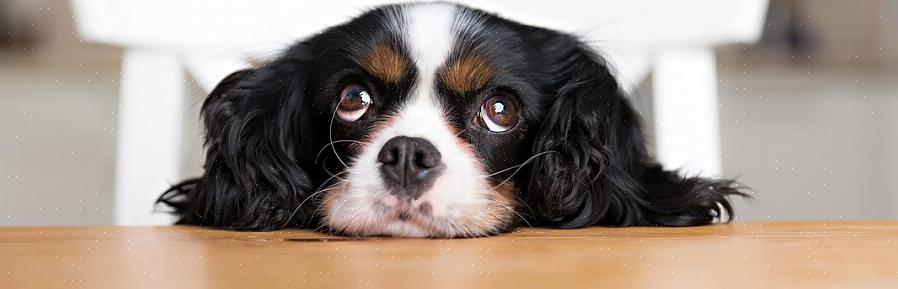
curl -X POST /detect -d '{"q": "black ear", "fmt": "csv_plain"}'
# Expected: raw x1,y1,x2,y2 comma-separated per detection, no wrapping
158,48,315,230
523,32,747,228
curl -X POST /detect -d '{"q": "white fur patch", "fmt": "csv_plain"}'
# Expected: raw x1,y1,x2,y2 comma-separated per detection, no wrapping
324,3,504,237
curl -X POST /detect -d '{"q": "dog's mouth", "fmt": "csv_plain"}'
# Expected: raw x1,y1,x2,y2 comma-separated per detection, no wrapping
373,214,447,238
324,193,453,238
321,179,517,238
377,199,453,237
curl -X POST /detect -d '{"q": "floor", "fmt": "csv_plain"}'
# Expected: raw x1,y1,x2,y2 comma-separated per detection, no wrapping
3,221,897,289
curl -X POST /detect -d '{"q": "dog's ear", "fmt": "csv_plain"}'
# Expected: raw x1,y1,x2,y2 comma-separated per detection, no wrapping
158,46,315,231
523,32,747,228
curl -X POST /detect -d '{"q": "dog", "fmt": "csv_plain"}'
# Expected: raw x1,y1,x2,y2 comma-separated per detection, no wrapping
158,2,747,238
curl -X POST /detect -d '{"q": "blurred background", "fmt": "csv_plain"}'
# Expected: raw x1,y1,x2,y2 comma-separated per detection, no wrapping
1,0,896,225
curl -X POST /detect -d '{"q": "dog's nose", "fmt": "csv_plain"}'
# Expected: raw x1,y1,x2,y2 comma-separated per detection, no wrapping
377,136,442,199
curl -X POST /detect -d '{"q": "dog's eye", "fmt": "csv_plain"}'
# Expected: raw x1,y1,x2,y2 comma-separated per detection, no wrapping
336,84,373,122
479,95,519,132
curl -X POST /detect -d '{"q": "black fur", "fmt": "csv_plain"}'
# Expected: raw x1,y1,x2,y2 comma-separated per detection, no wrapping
520,31,747,228
159,47,317,230
158,3,748,235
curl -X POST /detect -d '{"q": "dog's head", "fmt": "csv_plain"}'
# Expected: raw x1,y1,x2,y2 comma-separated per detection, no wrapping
160,3,745,237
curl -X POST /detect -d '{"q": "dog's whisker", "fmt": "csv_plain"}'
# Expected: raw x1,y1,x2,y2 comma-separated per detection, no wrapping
312,189,344,216
509,193,536,217
328,100,351,169
495,202,532,229
329,197,350,229
280,171,347,229
280,189,328,229
321,165,347,183
315,139,367,165
484,211,511,235
489,150,559,191
485,150,559,178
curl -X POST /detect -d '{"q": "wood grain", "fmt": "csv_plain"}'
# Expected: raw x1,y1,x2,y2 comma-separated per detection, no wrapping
2,221,897,289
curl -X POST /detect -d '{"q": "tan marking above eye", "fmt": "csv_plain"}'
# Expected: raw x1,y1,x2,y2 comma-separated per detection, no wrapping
443,54,496,93
364,45,407,83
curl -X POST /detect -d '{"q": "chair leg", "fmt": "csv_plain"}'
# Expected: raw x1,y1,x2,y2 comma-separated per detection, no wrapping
652,47,722,177
115,49,184,225
184,54,249,92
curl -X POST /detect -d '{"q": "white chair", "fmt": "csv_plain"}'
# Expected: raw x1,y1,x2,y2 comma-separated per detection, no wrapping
71,0,769,225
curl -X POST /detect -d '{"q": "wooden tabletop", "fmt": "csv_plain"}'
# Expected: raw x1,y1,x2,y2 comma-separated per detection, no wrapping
1,221,896,289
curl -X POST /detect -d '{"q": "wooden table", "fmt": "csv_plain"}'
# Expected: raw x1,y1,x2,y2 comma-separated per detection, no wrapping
1,221,896,289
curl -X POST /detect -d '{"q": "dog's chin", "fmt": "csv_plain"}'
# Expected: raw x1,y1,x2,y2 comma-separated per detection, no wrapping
326,214,501,238
322,181,517,238
338,210,449,238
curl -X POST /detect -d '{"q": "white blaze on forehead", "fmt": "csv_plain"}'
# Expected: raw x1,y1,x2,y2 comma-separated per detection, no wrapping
404,3,457,93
